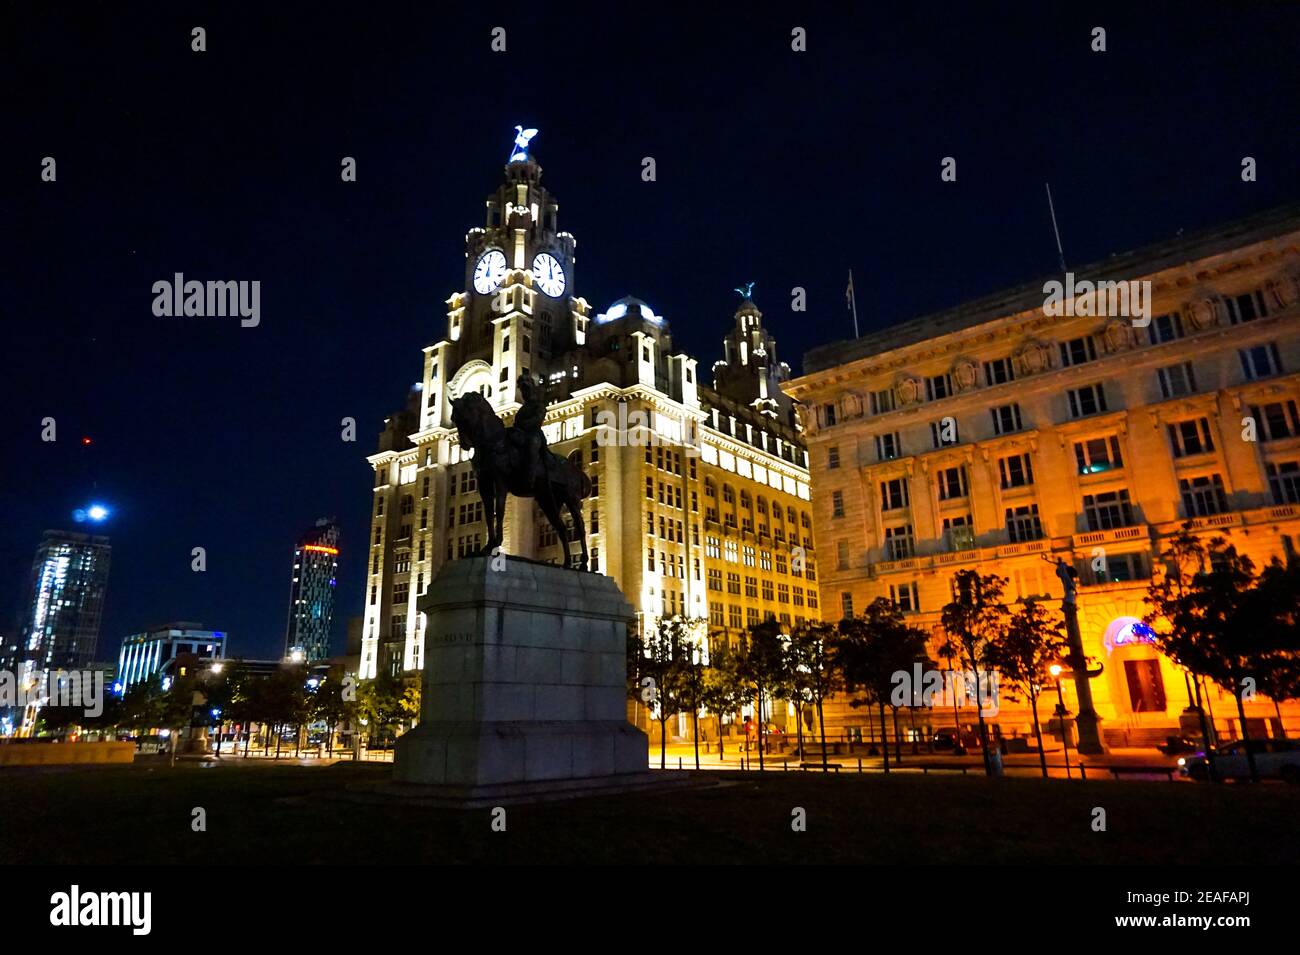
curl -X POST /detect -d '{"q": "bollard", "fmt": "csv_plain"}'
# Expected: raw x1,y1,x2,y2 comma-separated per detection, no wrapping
858,757,863,773
1079,761,1087,781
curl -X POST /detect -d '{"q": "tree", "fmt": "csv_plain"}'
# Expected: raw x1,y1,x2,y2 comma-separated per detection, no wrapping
200,669,234,756
356,671,406,750
312,674,356,755
1145,524,1222,780
262,666,312,758
123,673,198,765
699,636,748,762
986,599,1068,778
738,619,789,771
669,618,710,770
627,616,693,769
1147,529,1300,783
1246,559,1300,738
940,570,1011,776
787,622,842,771
836,598,929,773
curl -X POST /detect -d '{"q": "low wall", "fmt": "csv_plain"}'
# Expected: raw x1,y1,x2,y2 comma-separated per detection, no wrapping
0,742,136,766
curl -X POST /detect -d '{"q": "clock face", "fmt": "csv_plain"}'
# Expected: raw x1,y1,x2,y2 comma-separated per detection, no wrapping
472,249,508,294
532,252,566,297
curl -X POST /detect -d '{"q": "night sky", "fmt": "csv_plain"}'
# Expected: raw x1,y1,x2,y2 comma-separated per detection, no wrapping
2,3,1297,663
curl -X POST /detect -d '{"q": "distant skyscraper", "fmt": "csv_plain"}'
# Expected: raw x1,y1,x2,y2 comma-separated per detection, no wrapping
10,530,112,682
284,519,340,662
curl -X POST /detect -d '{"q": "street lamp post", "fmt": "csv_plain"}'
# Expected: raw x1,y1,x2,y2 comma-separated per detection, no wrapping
1050,663,1071,780
1045,556,1109,755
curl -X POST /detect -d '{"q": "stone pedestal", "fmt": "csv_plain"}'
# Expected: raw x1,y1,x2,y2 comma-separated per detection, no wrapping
391,557,653,803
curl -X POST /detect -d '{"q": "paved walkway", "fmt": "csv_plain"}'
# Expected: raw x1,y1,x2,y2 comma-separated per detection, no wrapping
646,742,1188,781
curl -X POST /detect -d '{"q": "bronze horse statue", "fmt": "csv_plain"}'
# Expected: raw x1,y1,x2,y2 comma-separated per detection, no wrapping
450,390,592,570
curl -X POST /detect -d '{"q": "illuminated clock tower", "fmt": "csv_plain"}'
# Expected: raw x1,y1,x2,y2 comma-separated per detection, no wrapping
424,134,591,425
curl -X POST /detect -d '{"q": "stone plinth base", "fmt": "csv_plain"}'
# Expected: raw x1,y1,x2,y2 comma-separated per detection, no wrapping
393,556,650,792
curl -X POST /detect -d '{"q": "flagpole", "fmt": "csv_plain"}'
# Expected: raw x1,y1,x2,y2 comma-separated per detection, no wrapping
1045,182,1067,274
848,269,860,338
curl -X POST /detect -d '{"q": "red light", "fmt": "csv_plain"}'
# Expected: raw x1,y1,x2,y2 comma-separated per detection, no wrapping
81,437,92,446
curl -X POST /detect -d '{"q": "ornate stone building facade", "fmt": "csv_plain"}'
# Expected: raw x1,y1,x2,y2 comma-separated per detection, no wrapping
359,140,815,689
788,204,1300,746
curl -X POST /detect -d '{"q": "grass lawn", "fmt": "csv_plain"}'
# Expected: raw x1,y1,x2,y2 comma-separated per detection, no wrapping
1,761,1295,864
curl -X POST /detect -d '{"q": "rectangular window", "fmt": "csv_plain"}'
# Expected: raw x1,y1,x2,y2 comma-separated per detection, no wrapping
840,592,854,620
1060,335,1098,367
726,572,741,595
1083,489,1136,531
875,432,902,461
943,515,975,551
890,582,919,613
836,540,849,570
983,356,1016,385
929,418,960,448
936,466,968,501
1091,552,1148,584
1226,290,1268,325
999,453,1034,489
1067,383,1108,418
827,446,840,469
990,403,1023,435
1167,418,1215,458
926,374,953,402
822,403,837,426
1240,343,1284,380
831,490,844,518
884,524,915,560
1074,435,1124,474
1157,362,1198,398
1005,504,1044,543
870,389,895,415
1253,401,1300,442
1179,474,1229,517
728,605,743,630
707,568,722,591
1147,313,1185,345
880,477,910,510
1267,462,1300,505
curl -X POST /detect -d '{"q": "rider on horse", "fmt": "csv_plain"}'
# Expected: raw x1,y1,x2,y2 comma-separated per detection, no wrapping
513,374,549,488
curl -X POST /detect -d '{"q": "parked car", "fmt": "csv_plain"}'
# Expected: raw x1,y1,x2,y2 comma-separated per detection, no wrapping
1158,735,1202,756
932,728,966,753
1179,738,1300,782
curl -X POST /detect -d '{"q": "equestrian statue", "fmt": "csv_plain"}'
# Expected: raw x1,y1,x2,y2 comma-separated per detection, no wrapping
449,375,592,570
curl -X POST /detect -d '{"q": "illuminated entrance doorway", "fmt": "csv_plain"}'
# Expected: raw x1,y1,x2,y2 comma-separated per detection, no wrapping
1103,617,1167,715
1123,659,1166,713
